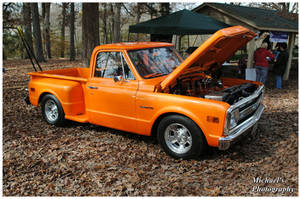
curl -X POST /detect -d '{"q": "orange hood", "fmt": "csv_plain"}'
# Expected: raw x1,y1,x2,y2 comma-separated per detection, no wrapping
159,26,256,90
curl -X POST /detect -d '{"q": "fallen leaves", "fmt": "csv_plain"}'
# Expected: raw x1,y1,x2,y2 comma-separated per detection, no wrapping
2,59,298,196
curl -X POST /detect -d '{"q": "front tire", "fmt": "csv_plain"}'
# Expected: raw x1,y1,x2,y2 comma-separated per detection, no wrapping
41,94,65,126
157,115,207,159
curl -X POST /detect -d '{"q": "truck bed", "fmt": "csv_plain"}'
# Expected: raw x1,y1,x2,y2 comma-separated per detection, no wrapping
27,68,90,82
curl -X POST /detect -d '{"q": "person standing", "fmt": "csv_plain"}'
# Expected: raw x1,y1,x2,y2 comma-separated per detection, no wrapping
254,43,275,84
273,43,289,89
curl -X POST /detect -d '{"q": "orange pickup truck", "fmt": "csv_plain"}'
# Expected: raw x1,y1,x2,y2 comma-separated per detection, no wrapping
26,26,264,159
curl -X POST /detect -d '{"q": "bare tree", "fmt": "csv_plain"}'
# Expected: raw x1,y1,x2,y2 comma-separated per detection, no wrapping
261,2,298,13
100,3,108,44
69,3,75,61
113,3,121,43
22,3,33,58
110,4,114,43
144,3,158,19
3,3,21,27
3,3,22,59
135,3,141,41
31,3,45,62
159,3,170,16
267,3,298,20
82,3,99,67
248,2,298,20
42,3,51,58
60,3,67,58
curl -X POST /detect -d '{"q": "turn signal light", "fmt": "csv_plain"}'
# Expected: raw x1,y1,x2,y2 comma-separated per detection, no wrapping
207,116,219,123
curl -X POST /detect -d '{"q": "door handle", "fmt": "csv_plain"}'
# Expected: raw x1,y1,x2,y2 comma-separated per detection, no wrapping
88,86,98,89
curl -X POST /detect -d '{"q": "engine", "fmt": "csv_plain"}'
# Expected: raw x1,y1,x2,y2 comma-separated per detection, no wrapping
205,83,258,105
168,75,258,105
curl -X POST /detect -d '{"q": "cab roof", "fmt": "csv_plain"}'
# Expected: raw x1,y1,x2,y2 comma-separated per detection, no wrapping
94,42,174,51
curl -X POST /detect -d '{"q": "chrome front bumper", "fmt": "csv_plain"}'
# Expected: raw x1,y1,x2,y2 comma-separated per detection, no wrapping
218,104,264,150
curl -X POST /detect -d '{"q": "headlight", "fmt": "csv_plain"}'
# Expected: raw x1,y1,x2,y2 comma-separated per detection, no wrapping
230,109,239,129
232,109,240,123
224,109,240,136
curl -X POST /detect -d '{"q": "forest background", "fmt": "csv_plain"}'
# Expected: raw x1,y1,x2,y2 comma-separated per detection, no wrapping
3,2,298,67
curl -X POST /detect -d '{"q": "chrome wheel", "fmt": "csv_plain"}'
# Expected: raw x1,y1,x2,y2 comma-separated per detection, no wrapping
164,123,192,154
44,99,58,122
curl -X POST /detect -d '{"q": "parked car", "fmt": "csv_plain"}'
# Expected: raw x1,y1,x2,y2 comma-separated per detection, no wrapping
26,26,264,159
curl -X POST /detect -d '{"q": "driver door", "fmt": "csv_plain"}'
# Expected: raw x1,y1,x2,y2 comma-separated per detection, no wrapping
86,51,138,133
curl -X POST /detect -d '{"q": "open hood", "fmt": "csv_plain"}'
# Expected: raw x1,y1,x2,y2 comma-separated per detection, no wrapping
159,26,256,91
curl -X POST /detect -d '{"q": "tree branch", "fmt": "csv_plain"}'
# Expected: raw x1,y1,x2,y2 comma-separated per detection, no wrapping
121,3,135,17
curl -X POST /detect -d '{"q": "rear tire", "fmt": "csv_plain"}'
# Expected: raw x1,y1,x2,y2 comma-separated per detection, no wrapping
41,94,66,126
157,115,207,159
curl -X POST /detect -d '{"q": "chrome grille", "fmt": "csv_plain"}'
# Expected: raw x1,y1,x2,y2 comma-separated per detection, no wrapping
224,85,264,136
238,93,263,122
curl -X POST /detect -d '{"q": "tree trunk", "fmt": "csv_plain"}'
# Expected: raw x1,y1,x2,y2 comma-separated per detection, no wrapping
43,3,51,58
149,3,154,19
3,51,7,60
147,3,157,19
110,4,114,43
135,3,141,41
102,3,107,44
113,3,121,43
42,3,46,54
82,3,99,67
159,3,170,16
23,3,33,58
70,3,75,61
61,3,67,58
31,3,45,62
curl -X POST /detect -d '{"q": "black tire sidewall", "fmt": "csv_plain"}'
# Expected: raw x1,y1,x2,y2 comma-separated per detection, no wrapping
41,94,65,126
157,115,207,159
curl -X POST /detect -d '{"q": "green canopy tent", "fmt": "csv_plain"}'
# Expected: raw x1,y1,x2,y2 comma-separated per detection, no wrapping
129,9,230,53
129,9,230,35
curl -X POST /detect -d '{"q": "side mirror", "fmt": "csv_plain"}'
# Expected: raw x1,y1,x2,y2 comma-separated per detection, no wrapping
113,75,122,82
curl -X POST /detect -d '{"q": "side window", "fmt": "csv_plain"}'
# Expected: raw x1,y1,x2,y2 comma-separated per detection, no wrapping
95,52,108,77
103,52,122,78
94,51,135,80
121,55,135,80
94,52,122,78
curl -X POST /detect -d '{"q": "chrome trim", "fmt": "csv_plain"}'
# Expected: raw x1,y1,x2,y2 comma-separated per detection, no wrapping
239,100,260,120
140,106,154,110
227,85,264,113
219,104,264,150
223,85,264,135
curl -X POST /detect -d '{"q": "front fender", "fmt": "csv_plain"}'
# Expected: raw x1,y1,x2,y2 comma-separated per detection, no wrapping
136,92,229,147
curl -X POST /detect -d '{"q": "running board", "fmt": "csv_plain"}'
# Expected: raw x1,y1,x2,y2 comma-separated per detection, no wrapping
65,114,89,123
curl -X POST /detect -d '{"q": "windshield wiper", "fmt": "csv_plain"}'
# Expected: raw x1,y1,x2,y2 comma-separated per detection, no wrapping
144,72,168,78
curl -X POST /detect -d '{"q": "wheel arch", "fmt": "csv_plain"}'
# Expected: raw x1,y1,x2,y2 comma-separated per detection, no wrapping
39,91,66,126
38,91,62,105
150,111,208,142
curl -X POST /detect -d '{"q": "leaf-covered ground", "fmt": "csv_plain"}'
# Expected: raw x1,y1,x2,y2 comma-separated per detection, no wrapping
3,59,298,196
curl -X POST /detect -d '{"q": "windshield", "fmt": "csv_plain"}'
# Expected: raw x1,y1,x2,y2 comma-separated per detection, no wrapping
128,47,182,79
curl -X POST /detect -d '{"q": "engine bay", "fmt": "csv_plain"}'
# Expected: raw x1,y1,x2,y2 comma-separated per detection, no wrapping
167,73,258,105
